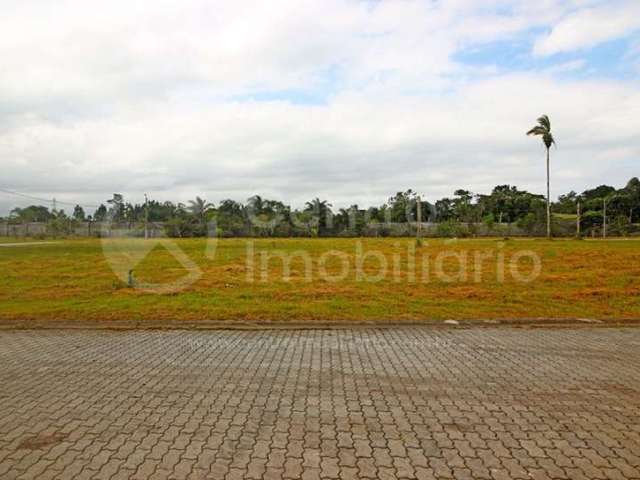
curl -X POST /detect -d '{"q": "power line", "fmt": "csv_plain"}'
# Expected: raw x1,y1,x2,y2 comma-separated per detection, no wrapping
0,188,52,203
0,187,100,210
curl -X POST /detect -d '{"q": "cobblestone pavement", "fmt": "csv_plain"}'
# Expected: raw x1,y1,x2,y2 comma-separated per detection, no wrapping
1,328,639,480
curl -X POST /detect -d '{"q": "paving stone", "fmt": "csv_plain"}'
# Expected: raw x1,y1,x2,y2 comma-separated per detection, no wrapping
0,328,638,479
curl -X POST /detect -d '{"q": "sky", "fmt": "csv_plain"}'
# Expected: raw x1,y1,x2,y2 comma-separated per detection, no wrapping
1,0,639,215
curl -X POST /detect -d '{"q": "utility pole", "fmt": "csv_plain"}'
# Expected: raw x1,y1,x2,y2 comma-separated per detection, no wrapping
416,196,422,240
144,194,149,240
52,197,57,214
576,201,581,238
602,197,607,239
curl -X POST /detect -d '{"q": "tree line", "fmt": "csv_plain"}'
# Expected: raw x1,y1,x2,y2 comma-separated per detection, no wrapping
4,177,640,237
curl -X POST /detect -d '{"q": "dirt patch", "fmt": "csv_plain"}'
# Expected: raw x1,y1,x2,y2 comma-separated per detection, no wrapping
0,242,59,247
17,432,67,450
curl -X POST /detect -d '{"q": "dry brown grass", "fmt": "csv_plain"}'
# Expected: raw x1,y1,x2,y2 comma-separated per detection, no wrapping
1,237,639,323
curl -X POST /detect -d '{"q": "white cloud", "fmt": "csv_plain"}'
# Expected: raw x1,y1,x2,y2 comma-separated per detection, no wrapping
534,1,640,56
2,72,638,211
0,0,581,106
0,0,639,214
544,59,587,74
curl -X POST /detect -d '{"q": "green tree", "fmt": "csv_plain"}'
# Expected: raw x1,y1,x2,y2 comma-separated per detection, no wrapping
435,198,454,222
304,198,333,236
246,195,286,236
47,209,74,237
452,189,474,222
93,204,108,221
555,191,578,214
106,194,125,222
527,114,556,238
387,190,419,223
9,205,52,223
72,205,86,221
188,196,214,226
216,199,246,236
623,177,640,222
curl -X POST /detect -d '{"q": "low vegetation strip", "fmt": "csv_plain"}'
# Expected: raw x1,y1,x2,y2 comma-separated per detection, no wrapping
4,177,640,239
0,238,639,323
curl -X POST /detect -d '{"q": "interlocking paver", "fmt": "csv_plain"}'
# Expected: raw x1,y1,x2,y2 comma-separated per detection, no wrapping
0,327,639,479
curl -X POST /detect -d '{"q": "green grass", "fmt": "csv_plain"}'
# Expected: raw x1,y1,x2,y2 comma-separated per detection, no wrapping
1,237,639,323
553,213,578,220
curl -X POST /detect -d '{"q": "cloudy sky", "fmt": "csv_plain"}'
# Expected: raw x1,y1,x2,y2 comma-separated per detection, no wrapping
1,0,639,215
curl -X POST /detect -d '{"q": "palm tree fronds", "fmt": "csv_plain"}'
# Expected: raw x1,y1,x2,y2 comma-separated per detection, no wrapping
526,126,547,136
527,115,555,149
537,114,551,130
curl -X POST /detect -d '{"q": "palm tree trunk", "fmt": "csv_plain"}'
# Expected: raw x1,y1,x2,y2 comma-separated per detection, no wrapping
546,147,551,238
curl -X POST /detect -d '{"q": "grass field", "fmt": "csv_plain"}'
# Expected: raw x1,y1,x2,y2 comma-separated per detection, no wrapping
1,237,639,323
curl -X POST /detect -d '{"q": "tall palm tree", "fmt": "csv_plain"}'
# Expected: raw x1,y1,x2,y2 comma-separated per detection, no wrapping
304,198,333,235
527,115,556,238
247,195,264,214
188,196,214,226
304,198,331,212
